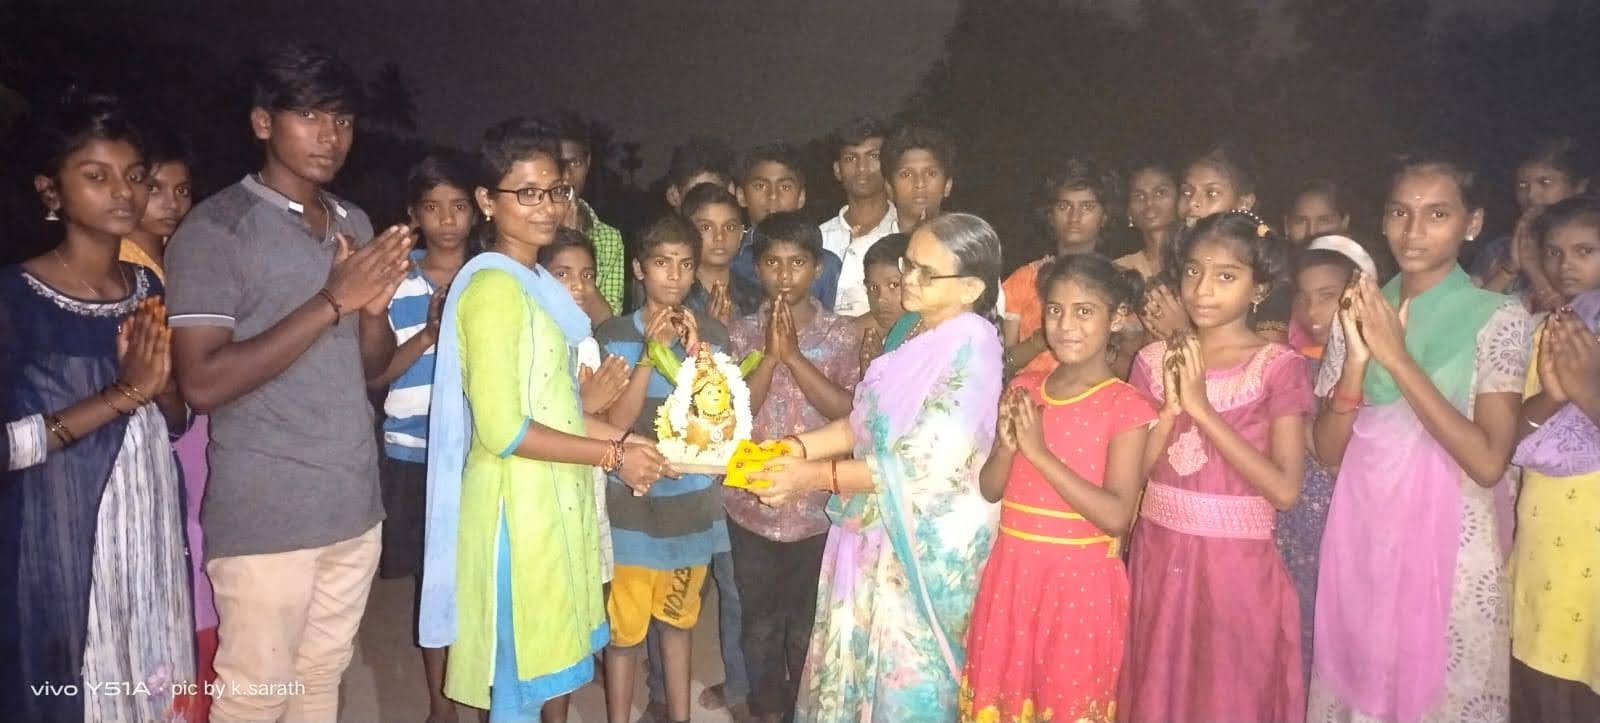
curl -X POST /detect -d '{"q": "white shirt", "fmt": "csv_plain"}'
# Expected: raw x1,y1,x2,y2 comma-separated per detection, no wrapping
820,203,899,317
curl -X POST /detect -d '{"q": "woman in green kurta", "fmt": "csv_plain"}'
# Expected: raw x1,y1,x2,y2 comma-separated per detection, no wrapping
419,118,669,722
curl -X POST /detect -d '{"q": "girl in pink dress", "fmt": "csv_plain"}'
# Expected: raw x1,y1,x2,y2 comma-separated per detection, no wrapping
1121,211,1314,722
962,254,1156,722
1309,155,1527,723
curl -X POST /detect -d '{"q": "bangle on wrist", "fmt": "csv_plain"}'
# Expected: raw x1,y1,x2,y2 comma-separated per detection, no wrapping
111,380,149,408
782,435,808,460
98,390,132,416
317,288,343,323
829,459,840,495
1332,388,1363,407
45,414,76,447
1328,388,1364,415
600,439,626,473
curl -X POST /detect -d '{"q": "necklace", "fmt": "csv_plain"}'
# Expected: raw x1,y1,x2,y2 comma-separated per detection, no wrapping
906,317,927,341
53,248,126,300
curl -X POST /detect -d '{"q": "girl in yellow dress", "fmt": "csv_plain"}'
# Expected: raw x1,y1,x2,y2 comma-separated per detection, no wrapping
1510,195,1600,721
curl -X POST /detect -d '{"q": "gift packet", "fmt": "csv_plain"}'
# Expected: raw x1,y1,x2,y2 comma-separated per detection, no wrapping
722,439,800,490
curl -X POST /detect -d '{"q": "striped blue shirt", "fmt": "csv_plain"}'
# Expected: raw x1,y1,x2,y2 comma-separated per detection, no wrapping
382,250,437,461
593,308,731,570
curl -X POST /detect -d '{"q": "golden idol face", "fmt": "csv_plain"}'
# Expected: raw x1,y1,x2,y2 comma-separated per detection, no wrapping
693,380,731,417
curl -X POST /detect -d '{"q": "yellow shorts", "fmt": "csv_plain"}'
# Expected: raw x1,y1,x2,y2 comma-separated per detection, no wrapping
606,564,707,647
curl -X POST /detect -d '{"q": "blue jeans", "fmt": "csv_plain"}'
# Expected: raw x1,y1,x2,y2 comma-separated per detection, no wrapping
647,550,748,705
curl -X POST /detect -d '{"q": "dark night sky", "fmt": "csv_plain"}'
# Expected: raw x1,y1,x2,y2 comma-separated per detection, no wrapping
172,0,1556,181
176,0,961,178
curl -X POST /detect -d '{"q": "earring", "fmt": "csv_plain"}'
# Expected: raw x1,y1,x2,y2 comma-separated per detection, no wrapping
45,208,59,222
1251,298,1261,314
1127,216,1136,228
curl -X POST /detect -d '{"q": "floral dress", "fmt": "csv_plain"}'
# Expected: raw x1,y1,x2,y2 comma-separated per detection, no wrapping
795,312,1003,722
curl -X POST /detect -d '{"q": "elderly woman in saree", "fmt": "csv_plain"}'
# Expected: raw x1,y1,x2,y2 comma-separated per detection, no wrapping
752,212,1005,722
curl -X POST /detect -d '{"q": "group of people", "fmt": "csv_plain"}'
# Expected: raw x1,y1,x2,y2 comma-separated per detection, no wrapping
2,41,1597,723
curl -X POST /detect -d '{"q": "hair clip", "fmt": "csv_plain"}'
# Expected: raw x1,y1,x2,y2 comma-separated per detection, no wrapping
1257,223,1270,238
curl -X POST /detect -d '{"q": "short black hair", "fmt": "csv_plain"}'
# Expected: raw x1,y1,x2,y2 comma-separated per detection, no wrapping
1533,194,1600,250
538,226,596,268
863,232,909,271
1125,156,1178,186
635,214,700,263
739,142,805,188
1522,135,1593,187
552,113,591,153
1293,248,1359,283
142,126,194,173
22,87,143,178
752,210,824,262
1035,253,1144,313
1187,142,1259,197
1173,210,1287,296
1291,178,1350,218
679,181,741,220
406,148,479,207
1037,158,1125,229
667,136,735,190
881,125,956,180
1392,150,1488,212
251,43,364,114
478,116,563,187
830,116,889,161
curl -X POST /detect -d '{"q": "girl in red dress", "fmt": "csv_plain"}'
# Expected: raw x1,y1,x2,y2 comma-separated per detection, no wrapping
961,254,1156,722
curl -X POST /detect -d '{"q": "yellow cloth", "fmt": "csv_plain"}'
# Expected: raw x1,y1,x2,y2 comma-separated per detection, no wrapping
606,564,707,646
118,238,164,283
443,269,606,709
1510,322,1600,694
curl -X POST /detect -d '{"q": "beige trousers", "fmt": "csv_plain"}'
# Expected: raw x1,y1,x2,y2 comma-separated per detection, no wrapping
207,523,380,723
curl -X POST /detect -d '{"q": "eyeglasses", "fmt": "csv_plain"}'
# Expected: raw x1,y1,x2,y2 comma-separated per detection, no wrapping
492,184,576,206
898,256,968,285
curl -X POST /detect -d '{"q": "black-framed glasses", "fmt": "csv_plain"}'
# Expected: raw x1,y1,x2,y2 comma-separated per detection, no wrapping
493,184,576,206
898,255,967,285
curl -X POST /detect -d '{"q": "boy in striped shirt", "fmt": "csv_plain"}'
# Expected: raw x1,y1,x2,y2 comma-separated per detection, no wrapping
366,151,477,723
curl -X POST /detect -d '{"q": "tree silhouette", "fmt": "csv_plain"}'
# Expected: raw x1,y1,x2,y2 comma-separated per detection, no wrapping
899,0,1600,269
620,141,643,186
367,61,419,134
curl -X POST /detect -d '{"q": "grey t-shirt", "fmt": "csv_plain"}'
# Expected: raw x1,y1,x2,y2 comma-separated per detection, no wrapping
165,174,384,559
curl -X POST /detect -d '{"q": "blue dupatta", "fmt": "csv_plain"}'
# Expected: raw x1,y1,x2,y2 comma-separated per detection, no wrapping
419,252,590,649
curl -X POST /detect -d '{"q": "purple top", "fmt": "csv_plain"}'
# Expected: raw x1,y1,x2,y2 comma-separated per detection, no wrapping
174,416,218,630
1513,289,1600,477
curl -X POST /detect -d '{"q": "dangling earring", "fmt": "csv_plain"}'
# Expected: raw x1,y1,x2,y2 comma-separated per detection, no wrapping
1127,216,1136,228
45,208,59,222
1251,297,1262,314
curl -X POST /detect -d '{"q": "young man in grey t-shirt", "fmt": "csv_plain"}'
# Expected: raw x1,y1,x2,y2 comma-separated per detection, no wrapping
164,44,412,721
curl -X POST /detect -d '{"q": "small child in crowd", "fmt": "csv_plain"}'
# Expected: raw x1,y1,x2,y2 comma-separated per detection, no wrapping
964,253,1156,723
